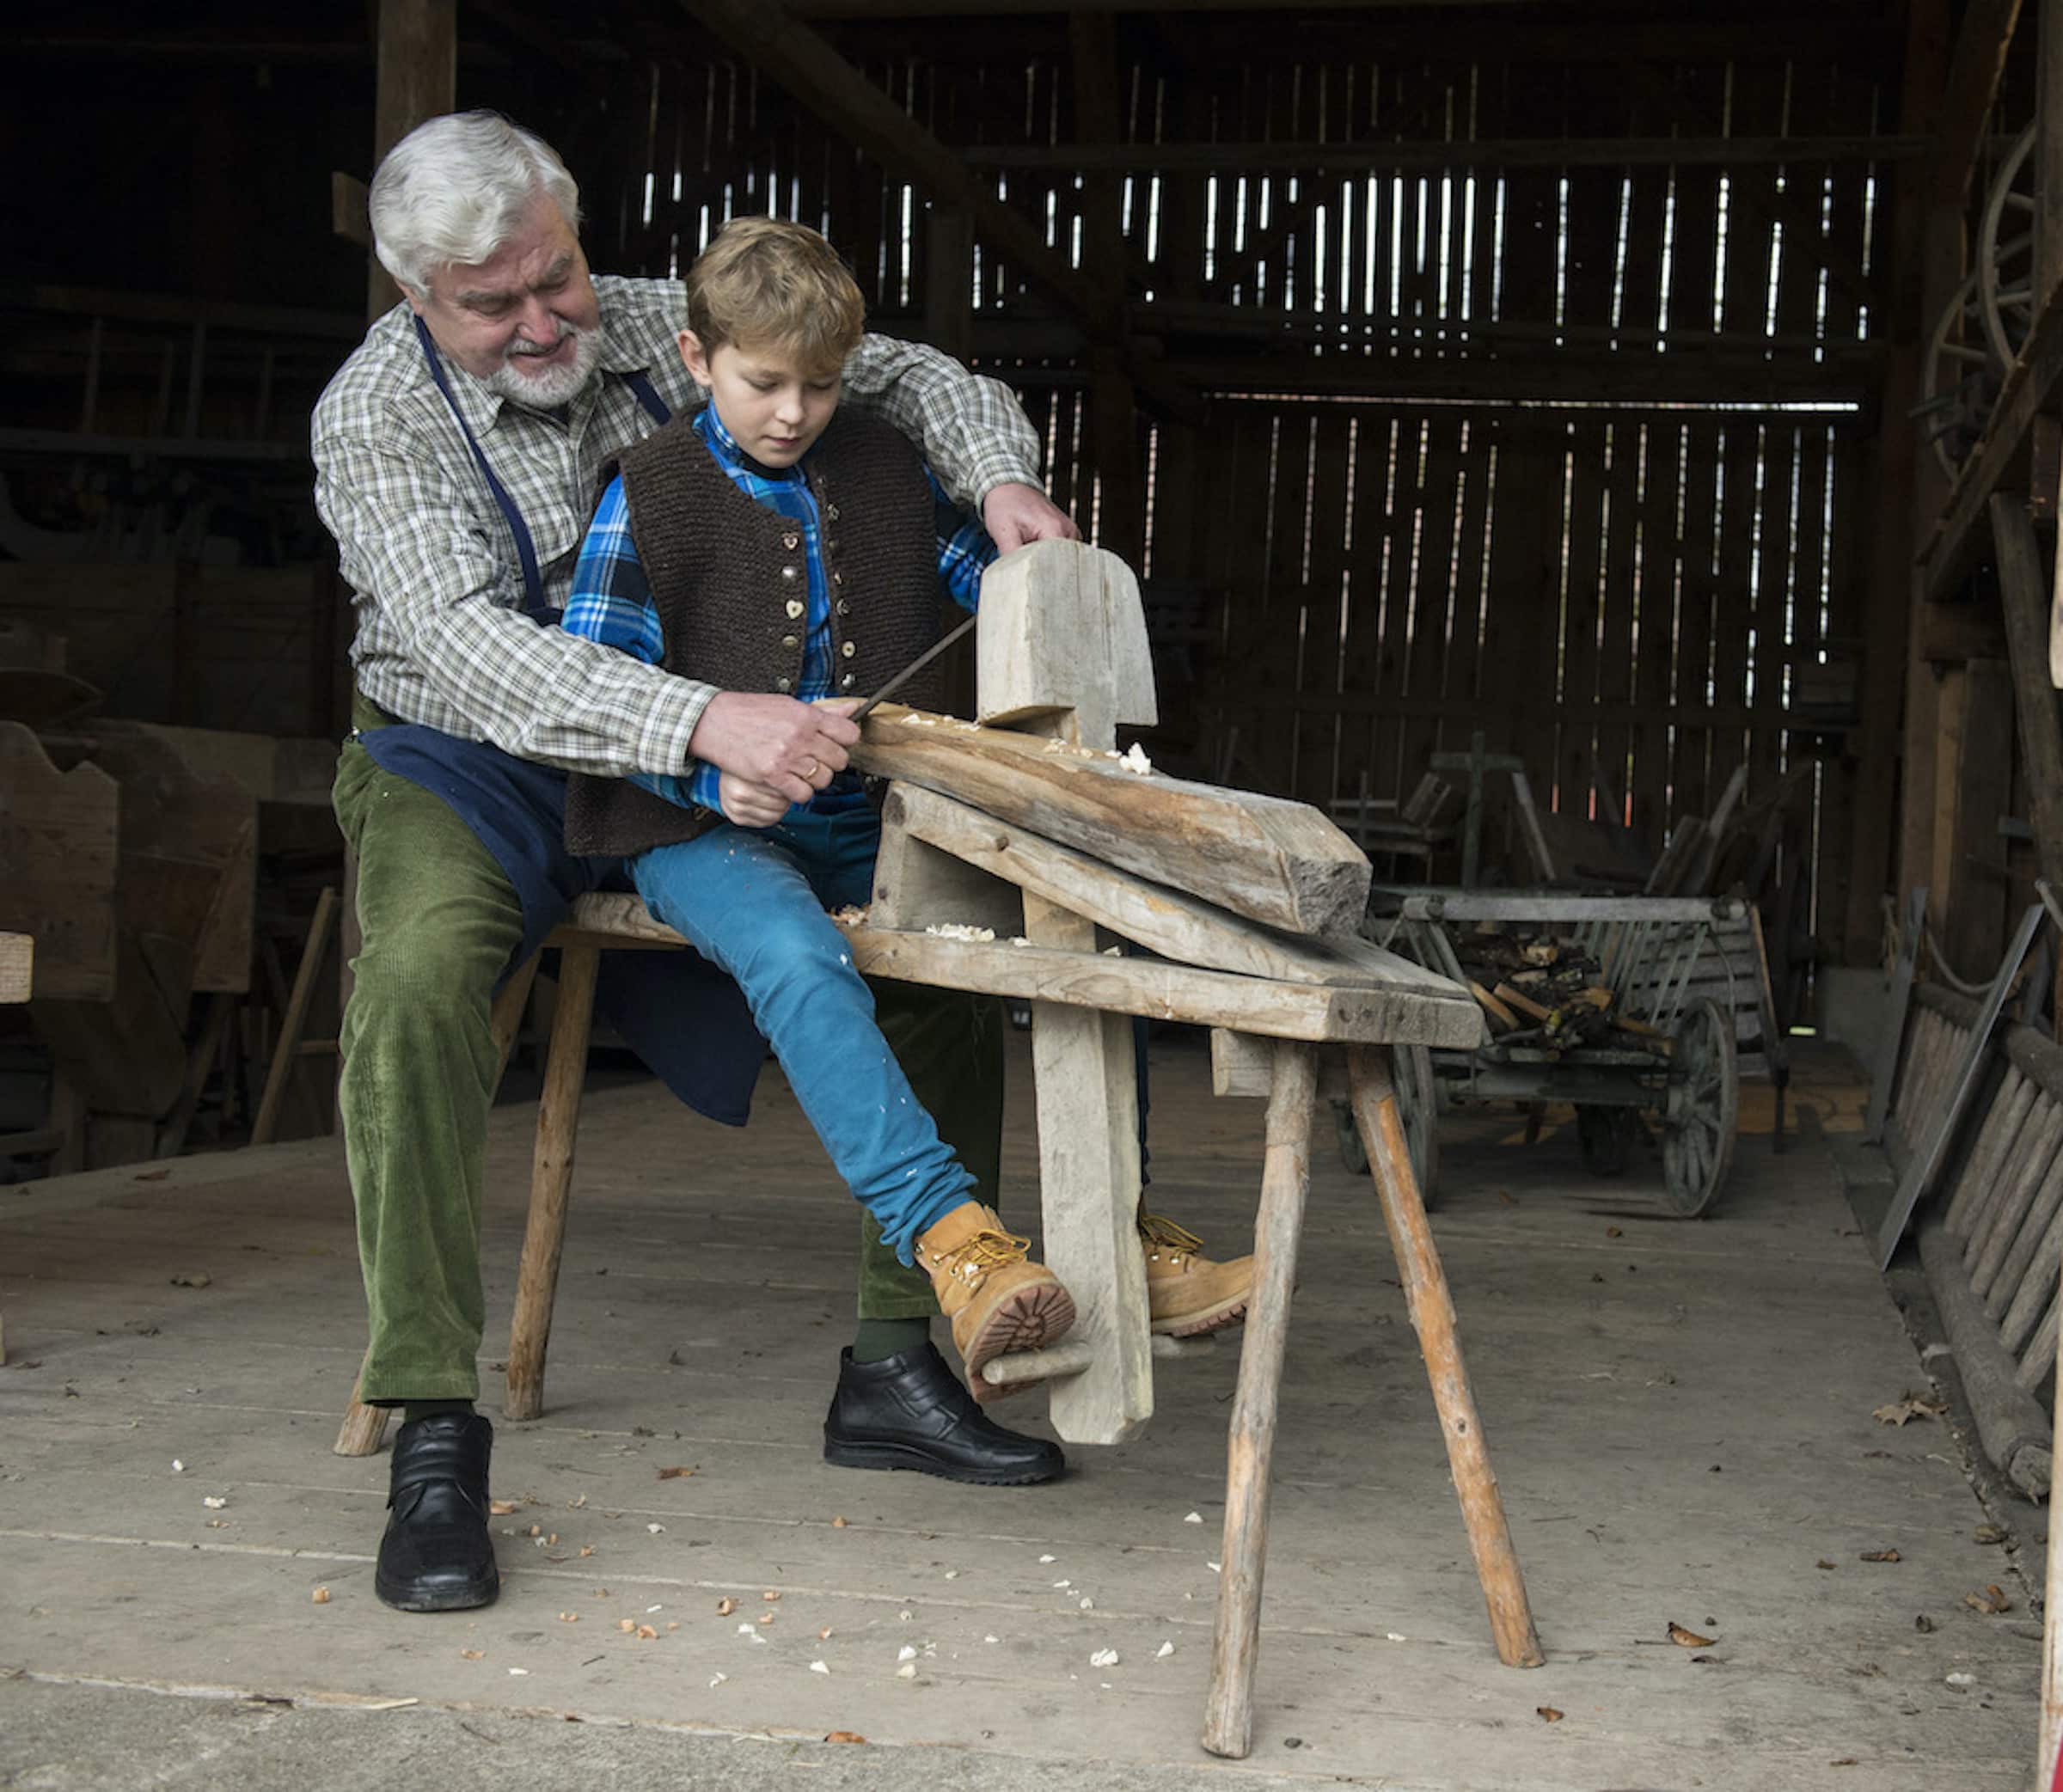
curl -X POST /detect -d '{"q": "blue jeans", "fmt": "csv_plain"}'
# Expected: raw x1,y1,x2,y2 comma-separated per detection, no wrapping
631,794,975,1263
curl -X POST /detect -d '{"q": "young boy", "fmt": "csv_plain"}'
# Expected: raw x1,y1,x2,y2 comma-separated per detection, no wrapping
560,218,1252,1416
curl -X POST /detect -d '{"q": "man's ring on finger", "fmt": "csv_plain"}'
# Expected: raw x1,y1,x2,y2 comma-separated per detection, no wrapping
803,757,819,779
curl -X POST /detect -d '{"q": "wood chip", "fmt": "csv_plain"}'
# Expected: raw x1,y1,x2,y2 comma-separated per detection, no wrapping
460,1648,483,1660
758,1612,775,1626
831,1515,849,1527
310,1587,331,1605
636,1624,658,1640
1964,1585,2011,1615
1536,1706,1564,1722
824,1732,866,1745
1859,1549,1902,1563
716,1597,737,1616
489,1499,519,1516
762,1589,781,1601
657,1465,696,1480
1667,1622,1716,1647
619,1619,636,1633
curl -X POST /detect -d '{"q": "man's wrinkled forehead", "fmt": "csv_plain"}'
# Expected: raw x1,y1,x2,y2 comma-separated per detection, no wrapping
448,248,578,315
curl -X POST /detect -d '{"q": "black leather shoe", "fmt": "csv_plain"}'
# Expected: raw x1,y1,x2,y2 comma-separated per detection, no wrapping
374,1411,500,1612
823,1342,1065,1486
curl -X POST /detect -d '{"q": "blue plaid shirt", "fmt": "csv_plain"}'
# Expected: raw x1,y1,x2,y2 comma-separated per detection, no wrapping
564,404,995,816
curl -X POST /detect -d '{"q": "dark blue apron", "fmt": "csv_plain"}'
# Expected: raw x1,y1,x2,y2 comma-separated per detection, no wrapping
354,322,764,1126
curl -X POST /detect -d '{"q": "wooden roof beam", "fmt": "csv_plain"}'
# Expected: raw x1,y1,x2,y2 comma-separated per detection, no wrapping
969,137,1927,173
672,0,1200,420
1931,0,2027,210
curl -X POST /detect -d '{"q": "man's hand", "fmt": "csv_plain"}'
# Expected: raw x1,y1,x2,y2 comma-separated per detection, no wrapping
715,771,792,829
983,481,1078,552
689,691,860,804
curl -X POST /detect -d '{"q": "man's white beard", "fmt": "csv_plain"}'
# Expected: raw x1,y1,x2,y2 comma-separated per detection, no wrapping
487,323,600,408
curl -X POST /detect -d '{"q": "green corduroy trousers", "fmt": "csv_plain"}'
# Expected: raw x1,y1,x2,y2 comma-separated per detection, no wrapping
332,711,1004,1404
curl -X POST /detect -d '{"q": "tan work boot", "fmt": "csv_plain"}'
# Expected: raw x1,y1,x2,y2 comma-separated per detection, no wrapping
1140,1212,1254,1336
915,1202,1076,1402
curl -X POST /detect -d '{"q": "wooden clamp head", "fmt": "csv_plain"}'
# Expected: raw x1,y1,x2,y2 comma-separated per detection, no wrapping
976,540,1158,751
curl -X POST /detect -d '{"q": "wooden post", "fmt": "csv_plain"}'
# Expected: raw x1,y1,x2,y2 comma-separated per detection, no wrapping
921,205,975,366
1348,1044,1545,1672
334,1362,391,1459
367,0,456,318
975,539,1162,1439
1025,890,1154,1443
505,940,600,1422
1203,1037,1319,1759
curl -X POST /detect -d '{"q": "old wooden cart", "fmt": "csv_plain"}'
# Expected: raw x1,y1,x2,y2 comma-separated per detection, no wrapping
1349,889,1786,1218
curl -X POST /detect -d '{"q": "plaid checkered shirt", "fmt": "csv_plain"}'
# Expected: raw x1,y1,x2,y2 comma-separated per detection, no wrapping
313,275,1041,779
561,404,995,814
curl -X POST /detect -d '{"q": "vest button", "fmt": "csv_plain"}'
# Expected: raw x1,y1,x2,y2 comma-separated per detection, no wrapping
835,598,851,617
781,565,799,581
775,677,793,694
831,571,843,586
841,672,856,690
841,640,857,658
781,634,799,650
781,532,800,550
785,598,805,619
826,503,841,521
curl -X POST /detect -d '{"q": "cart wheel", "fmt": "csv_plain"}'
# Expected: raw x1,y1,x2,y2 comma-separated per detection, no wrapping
1576,1104,1634,1177
1335,1044,1440,1208
1661,998,1739,1218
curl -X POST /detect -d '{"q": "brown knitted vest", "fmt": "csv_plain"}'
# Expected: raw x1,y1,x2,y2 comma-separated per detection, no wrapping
564,408,944,858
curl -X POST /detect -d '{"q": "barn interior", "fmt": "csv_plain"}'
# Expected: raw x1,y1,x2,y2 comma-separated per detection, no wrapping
2,1,2061,1786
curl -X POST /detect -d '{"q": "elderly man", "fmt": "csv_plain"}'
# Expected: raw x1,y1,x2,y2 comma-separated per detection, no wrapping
316,112,1250,1617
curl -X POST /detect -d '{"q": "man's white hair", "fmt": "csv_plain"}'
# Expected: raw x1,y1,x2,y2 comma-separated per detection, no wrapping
370,111,582,294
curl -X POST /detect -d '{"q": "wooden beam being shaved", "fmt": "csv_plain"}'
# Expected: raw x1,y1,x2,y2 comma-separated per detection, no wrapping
886,783,1459,998
851,706,1372,938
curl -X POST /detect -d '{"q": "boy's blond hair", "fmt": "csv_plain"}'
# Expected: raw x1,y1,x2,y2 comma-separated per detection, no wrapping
685,217,866,376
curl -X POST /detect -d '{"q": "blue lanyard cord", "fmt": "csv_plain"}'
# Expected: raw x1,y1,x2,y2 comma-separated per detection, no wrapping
413,315,671,621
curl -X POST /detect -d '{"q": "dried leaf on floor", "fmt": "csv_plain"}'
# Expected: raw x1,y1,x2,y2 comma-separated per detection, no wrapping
1859,1549,1901,1563
1915,1614,1937,1633
1872,1393,1946,1427
825,1731,866,1745
636,1625,658,1640
1974,1525,2007,1545
558,1612,578,1623
1815,1559,1837,1570
1964,1585,2011,1615
657,1466,696,1481
135,1169,171,1183
169,1273,211,1288
716,1598,737,1616
832,1516,849,1528
762,1590,781,1601
1667,1622,1715,1648
1536,1707,1564,1722
489,1499,519,1516
759,1612,776,1626
310,1587,331,1605
461,1648,483,1660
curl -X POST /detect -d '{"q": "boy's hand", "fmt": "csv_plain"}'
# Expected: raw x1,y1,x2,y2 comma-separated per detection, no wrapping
982,481,1078,552
715,771,792,829
689,691,860,804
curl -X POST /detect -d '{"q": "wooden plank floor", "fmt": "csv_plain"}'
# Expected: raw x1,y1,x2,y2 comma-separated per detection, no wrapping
0,1034,2038,1789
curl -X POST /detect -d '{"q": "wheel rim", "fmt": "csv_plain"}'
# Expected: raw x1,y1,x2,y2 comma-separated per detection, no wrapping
1979,125,2038,372
1662,999,1738,1217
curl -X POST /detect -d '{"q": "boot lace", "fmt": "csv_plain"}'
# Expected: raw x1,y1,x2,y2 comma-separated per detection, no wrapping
932,1226,1032,1288
1137,1212,1205,1263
